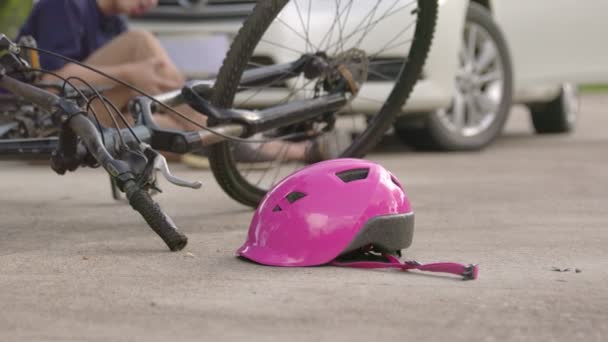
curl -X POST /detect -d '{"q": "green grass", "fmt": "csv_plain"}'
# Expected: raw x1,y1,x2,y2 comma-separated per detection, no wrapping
580,84,608,93
0,0,32,38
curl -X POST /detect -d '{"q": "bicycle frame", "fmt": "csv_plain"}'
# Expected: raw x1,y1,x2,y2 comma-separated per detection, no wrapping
0,55,348,158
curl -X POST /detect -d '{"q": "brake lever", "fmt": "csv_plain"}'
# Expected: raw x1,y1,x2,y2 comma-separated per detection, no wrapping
0,34,20,53
109,146,202,201
0,35,30,74
153,154,202,189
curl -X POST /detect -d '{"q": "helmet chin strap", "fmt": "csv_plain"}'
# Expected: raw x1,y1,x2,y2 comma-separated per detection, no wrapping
331,254,479,281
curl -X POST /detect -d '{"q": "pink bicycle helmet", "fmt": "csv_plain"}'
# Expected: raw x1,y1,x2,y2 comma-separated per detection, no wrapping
238,159,478,280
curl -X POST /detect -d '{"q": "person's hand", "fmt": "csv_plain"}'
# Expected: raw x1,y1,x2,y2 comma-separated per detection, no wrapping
124,57,183,95
125,0,158,16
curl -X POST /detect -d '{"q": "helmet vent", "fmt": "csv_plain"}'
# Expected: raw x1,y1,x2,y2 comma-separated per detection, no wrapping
391,175,403,189
273,205,283,212
336,168,369,183
286,191,307,204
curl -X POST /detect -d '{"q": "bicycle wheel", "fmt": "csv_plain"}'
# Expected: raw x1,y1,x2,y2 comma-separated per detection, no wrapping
209,0,438,207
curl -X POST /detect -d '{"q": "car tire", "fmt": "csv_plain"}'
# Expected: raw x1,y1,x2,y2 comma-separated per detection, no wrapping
528,84,578,134
394,3,513,151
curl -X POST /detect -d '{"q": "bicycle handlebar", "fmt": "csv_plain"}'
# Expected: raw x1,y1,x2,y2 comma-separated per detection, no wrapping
0,73,188,251
0,71,60,110
124,181,188,251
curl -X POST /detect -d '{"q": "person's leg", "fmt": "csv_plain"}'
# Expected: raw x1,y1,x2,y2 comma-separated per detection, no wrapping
84,30,312,163
84,29,205,130
86,29,182,85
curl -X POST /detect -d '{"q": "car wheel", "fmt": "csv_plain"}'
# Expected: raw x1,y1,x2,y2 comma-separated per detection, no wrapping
394,3,513,151
528,84,578,134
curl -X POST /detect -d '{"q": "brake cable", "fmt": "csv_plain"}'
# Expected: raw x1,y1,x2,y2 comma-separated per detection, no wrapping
20,46,327,145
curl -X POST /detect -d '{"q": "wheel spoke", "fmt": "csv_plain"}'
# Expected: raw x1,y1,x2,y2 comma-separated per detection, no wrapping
466,25,479,62
242,141,267,178
327,0,414,52
260,39,306,55
269,143,292,185
475,40,497,73
366,68,396,81
337,0,356,54
275,16,315,48
452,93,467,128
474,91,498,113
464,95,478,126
323,0,381,51
477,69,501,85
292,0,315,53
355,95,386,104
369,38,414,61
317,1,355,51
253,142,287,187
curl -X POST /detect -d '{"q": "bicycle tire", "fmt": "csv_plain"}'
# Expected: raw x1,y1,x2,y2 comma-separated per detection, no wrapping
209,0,438,207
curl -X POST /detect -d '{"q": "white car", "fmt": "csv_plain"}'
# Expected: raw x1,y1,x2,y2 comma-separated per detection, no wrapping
132,0,608,150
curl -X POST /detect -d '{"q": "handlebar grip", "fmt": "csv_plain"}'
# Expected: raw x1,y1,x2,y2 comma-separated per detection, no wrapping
125,181,188,251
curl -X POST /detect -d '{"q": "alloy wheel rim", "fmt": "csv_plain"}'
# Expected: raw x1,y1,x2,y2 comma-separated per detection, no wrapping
561,83,579,126
437,21,505,137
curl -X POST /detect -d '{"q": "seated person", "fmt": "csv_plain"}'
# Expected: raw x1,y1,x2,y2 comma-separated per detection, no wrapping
16,0,334,163
18,0,187,128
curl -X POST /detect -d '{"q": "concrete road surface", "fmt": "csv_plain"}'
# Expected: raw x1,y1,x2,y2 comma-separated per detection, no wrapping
1,95,607,341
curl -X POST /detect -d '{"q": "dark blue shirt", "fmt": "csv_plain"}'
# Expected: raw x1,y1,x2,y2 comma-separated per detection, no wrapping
18,0,127,71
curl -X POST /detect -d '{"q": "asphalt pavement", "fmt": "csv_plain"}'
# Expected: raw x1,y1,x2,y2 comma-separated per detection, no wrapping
1,95,607,341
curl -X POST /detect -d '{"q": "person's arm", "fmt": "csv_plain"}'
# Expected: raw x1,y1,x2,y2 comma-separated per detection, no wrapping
21,0,85,72
20,1,118,86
